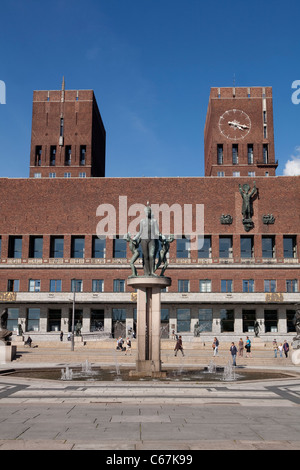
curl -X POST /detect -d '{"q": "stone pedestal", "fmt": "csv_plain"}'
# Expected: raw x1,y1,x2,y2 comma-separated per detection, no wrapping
127,276,171,377
0,342,17,363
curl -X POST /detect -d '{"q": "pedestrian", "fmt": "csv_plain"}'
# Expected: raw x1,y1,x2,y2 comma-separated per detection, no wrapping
283,340,289,358
238,338,244,357
245,336,252,357
174,335,184,357
273,339,278,358
125,337,132,355
212,337,219,356
278,343,283,358
67,332,71,341
60,331,64,342
230,342,237,366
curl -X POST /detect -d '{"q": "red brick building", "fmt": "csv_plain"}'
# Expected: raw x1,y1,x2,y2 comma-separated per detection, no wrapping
0,84,299,343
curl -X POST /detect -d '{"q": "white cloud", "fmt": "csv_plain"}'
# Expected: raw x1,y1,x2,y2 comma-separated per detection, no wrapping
283,147,300,176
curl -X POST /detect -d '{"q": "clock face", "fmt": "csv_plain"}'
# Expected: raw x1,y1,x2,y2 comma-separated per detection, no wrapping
218,109,251,140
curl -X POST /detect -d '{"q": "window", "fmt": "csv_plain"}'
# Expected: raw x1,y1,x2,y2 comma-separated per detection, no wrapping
64,172,71,178
79,172,86,178
0,236,1,257
263,144,268,163
113,279,125,292
217,144,223,164
92,279,104,292
50,280,62,292
90,309,104,332
220,309,234,332
240,236,253,258
283,236,296,259
50,146,56,166
263,126,267,139
264,310,278,333
48,309,61,332
198,308,213,332
286,280,298,293
242,309,256,333
60,117,64,137
113,237,127,258
198,236,211,258
232,144,238,164
247,144,254,164
176,237,190,258
92,236,105,258
7,280,20,292
65,146,71,166
35,146,42,166
29,236,43,258
287,310,296,333
34,173,41,178
221,279,233,293
177,308,191,332
71,236,85,258
27,308,40,331
233,171,240,177
219,236,232,258
8,236,22,258
71,279,83,292
199,279,211,292
49,172,56,178
264,279,276,292
262,236,275,258
50,236,64,258
178,280,189,292
7,308,19,332
29,279,41,292
80,145,86,165
217,171,225,177
248,171,255,177
243,279,255,293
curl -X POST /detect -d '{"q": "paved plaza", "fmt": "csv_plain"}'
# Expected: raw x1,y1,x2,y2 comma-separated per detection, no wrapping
0,350,300,450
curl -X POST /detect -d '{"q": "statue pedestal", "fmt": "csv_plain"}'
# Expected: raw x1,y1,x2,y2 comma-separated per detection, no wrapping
127,276,171,377
0,342,17,363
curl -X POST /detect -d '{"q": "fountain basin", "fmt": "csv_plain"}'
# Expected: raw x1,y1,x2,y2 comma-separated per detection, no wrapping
0,366,293,382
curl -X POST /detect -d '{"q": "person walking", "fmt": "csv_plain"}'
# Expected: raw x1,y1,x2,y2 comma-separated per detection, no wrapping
238,338,244,357
230,342,237,366
174,335,184,357
283,340,289,358
212,337,219,356
245,336,252,357
125,337,132,355
60,331,64,342
278,343,283,358
273,339,278,358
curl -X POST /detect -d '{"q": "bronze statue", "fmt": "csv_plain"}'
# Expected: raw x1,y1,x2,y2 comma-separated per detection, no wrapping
239,181,257,220
155,234,174,276
125,232,140,277
134,202,160,277
0,309,12,342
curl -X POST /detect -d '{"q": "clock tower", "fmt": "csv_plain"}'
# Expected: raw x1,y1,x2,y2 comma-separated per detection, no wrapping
204,87,278,177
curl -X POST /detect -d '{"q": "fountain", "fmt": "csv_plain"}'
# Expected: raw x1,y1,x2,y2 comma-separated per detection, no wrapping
61,366,73,381
207,360,217,374
222,360,236,381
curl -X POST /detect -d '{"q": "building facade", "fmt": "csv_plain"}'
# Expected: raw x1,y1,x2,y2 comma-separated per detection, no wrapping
0,85,299,343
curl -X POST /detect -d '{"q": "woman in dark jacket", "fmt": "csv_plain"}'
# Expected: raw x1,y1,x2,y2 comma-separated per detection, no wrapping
174,336,184,357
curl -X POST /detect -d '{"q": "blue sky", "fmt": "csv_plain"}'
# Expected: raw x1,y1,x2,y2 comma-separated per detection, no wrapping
0,0,300,178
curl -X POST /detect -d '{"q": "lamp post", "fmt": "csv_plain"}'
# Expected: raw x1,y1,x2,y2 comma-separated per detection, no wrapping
71,279,76,352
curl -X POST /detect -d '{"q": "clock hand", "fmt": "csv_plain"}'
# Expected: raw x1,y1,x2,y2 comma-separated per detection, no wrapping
228,120,249,130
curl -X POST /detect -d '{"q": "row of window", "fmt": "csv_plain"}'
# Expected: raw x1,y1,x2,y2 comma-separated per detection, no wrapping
34,145,86,167
4,307,297,335
6,278,299,293
34,172,87,178
217,143,269,165
0,235,297,259
217,171,269,177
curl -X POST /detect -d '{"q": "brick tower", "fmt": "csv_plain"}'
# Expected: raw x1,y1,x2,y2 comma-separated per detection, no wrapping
29,78,106,178
204,86,278,177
